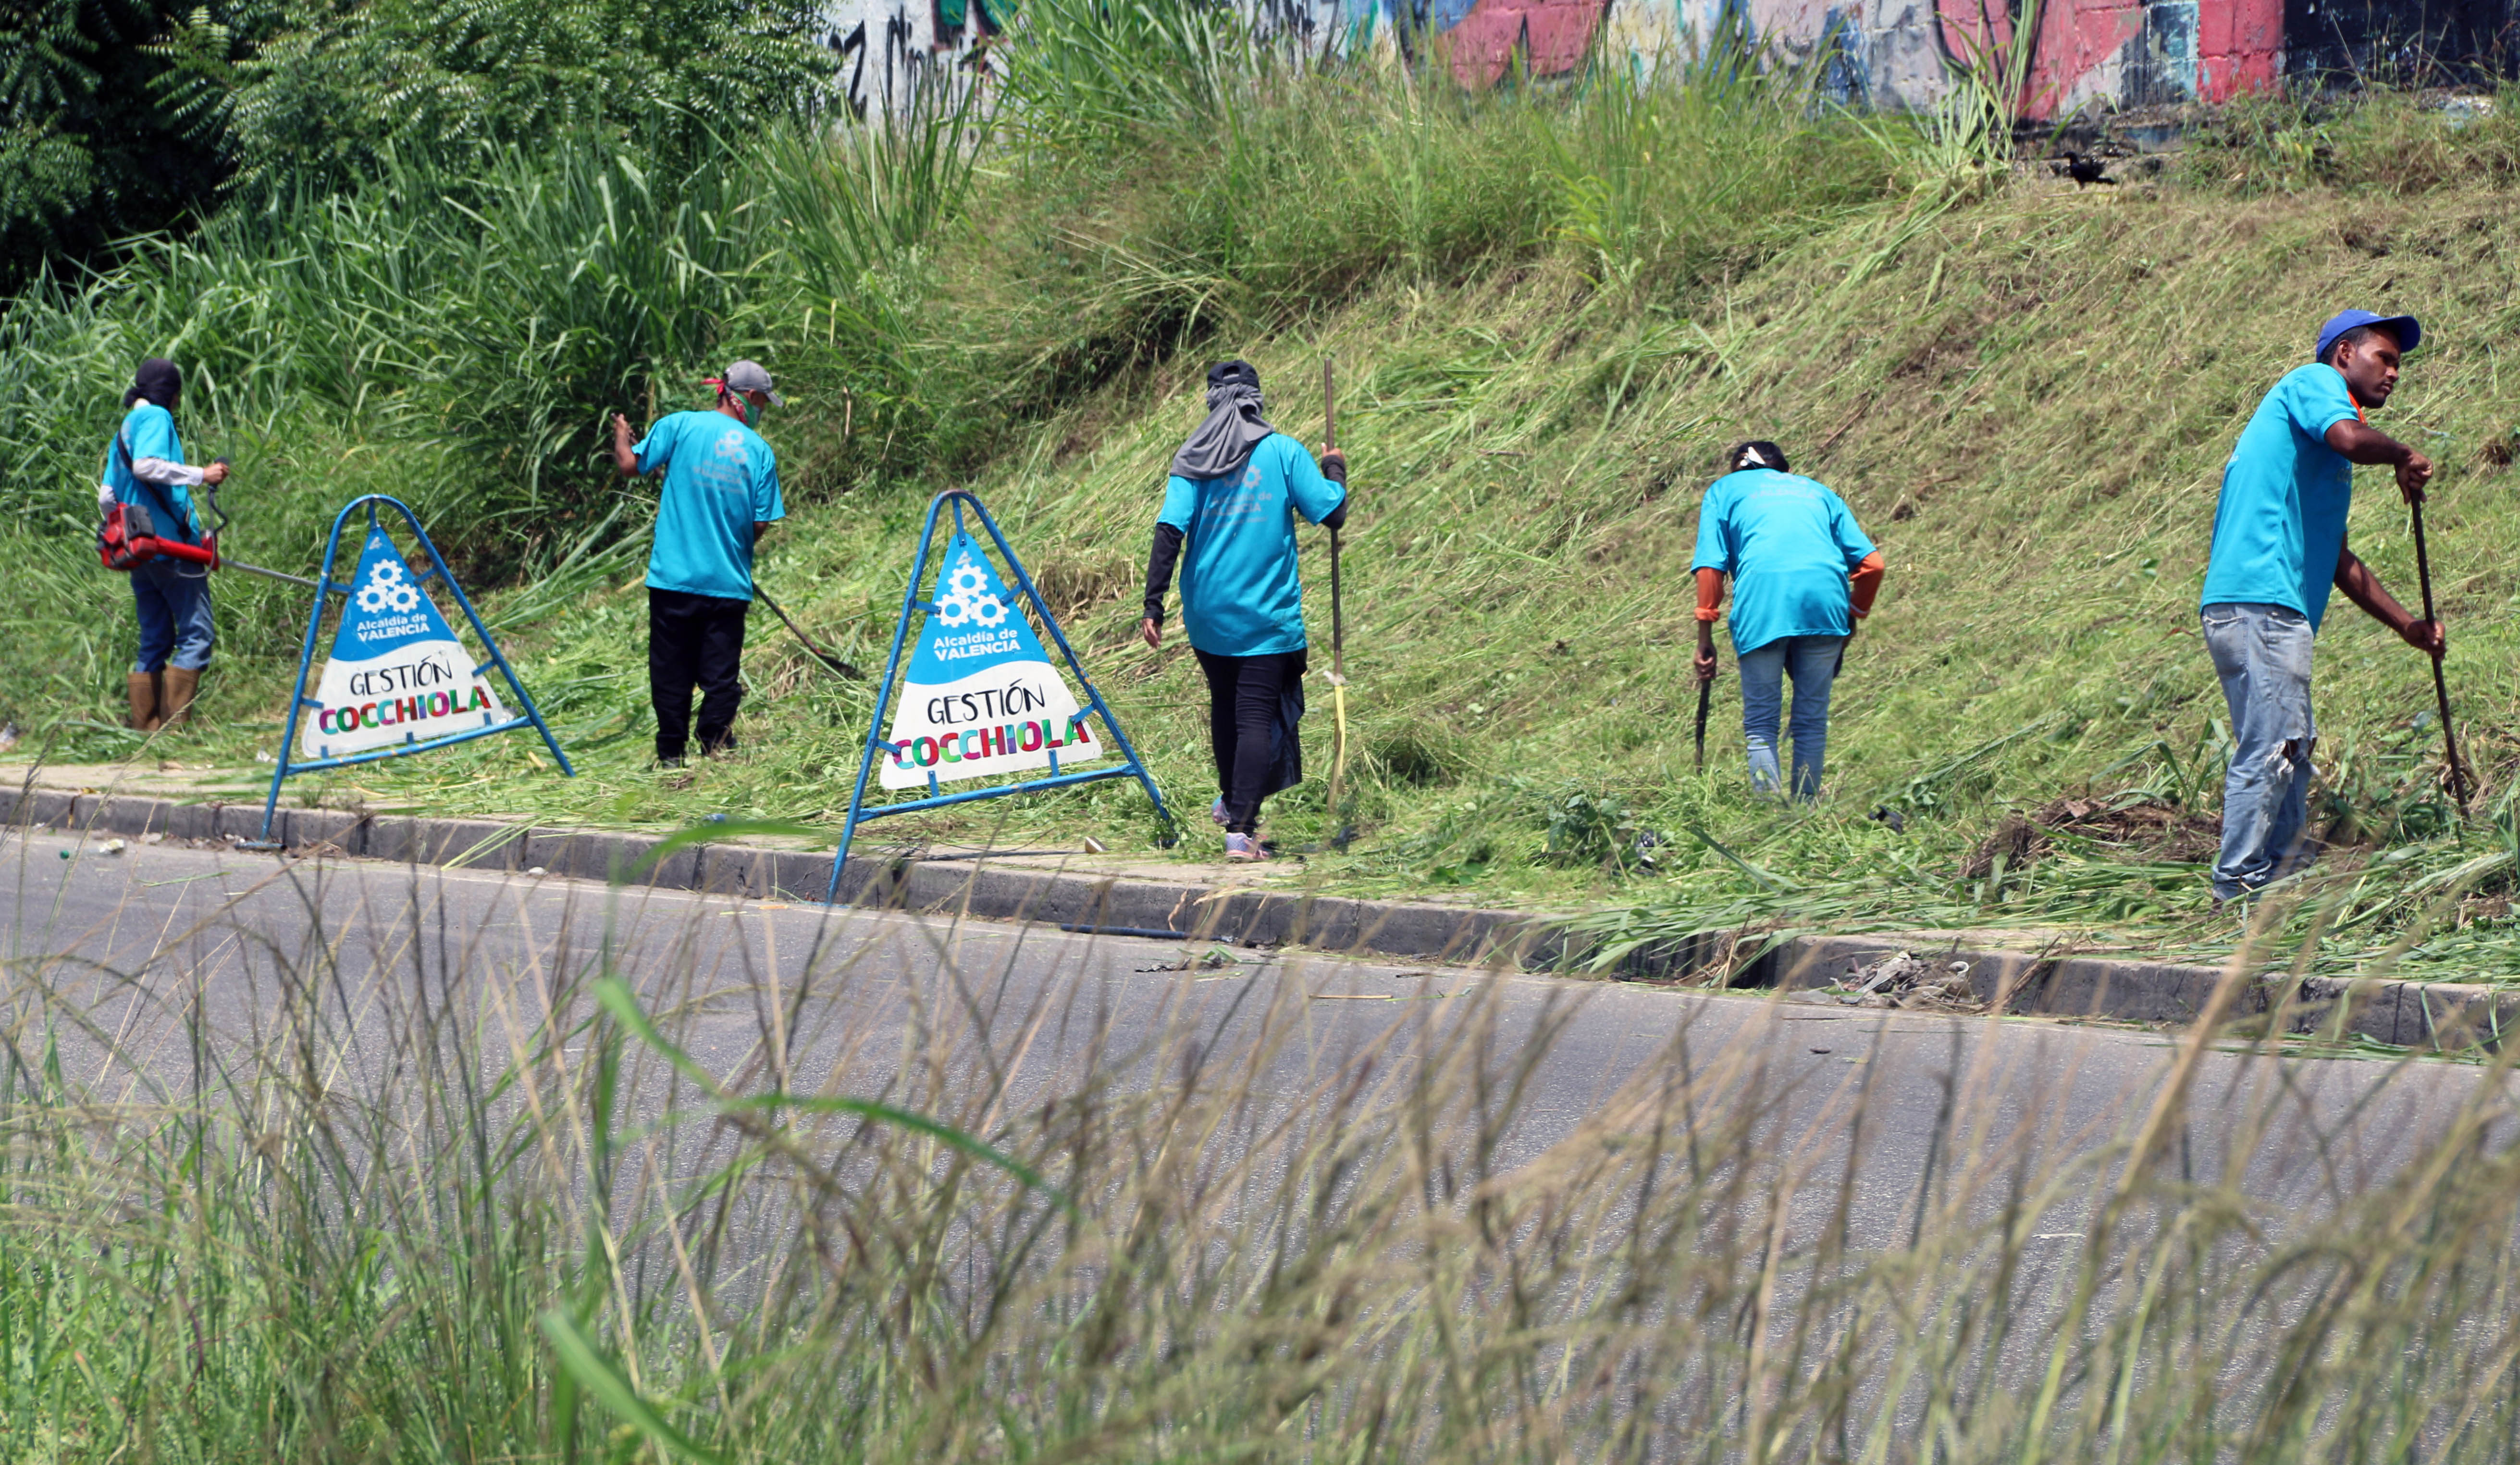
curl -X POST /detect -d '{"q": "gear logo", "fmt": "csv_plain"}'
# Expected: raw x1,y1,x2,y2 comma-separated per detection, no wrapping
356,560,421,616
933,550,1005,630
713,430,747,461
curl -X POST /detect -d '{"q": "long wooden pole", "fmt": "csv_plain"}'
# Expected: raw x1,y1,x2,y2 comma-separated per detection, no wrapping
2408,495,2471,816
1323,357,1350,848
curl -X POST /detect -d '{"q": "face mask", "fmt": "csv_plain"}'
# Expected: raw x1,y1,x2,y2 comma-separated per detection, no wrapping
705,379,754,427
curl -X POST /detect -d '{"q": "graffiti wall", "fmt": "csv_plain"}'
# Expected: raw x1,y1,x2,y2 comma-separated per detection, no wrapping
826,0,2509,122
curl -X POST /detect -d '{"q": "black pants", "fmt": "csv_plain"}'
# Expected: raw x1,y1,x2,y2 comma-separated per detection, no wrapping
650,588,748,760
1194,647,1305,834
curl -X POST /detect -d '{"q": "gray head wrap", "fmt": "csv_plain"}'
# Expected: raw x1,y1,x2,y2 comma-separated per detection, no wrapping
1171,360,1273,480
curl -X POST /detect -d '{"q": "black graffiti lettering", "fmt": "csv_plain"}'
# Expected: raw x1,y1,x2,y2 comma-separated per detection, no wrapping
834,21,869,120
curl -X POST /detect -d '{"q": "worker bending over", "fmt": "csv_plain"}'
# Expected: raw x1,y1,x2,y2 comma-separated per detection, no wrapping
612,361,786,767
2200,310,2440,905
1692,441,1884,801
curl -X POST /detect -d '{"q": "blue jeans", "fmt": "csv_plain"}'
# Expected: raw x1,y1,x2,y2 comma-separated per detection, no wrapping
2202,602,2315,900
1738,633,1845,801
132,557,215,672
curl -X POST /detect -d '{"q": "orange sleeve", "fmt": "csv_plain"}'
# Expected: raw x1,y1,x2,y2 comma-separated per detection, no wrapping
1849,550,1885,619
1695,567,1724,622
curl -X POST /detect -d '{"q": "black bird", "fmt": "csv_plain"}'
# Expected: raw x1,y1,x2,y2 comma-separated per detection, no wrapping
2054,150,2117,188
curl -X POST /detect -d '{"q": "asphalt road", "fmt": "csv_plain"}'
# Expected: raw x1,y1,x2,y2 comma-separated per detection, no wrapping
0,823,2503,1261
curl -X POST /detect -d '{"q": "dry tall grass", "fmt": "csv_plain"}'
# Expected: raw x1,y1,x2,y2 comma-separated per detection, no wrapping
6,831,2520,1458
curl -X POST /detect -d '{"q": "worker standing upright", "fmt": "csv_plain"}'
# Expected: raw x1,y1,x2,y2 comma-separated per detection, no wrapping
1140,360,1347,861
612,361,786,767
1692,441,1884,802
103,357,228,731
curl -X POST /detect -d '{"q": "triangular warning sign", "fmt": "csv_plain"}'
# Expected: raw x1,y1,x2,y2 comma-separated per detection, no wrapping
300,527,508,758
878,531,1105,789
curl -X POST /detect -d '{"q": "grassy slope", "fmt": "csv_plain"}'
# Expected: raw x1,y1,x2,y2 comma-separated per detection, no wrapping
18,94,2520,974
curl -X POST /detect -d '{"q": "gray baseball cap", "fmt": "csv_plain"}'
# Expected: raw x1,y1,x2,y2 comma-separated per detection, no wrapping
722,360,783,405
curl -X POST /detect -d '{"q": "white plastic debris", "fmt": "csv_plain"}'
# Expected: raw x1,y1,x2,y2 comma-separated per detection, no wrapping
527,866,548,877
97,839,127,856
1835,951,1981,1011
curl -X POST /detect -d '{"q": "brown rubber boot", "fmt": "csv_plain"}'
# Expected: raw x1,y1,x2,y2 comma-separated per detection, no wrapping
161,667,201,730
126,672,160,732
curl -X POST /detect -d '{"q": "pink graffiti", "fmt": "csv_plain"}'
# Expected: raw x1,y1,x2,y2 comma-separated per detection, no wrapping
1439,0,1603,86
1933,0,2281,115
2197,0,2282,100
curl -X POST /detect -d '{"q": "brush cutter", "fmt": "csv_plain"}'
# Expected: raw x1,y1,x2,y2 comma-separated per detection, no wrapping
2409,492,2471,816
1322,357,1354,850
124,469,320,587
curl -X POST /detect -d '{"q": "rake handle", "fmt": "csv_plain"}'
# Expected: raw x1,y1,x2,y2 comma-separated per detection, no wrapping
2409,496,2471,816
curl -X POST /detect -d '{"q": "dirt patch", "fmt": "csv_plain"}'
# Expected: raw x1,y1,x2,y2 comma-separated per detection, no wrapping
1962,795,2222,878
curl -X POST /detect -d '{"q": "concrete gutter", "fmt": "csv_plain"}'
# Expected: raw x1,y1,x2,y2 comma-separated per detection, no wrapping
9,784,2510,1054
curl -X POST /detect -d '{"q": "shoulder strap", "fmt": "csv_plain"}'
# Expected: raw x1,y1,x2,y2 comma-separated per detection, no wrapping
115,420,191,541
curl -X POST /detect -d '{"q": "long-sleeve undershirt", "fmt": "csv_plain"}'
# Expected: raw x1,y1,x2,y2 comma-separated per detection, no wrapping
1144,459,1346,626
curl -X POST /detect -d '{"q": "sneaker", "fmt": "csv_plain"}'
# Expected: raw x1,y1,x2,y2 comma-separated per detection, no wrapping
1224,832,1271,862
1211,797,1230,827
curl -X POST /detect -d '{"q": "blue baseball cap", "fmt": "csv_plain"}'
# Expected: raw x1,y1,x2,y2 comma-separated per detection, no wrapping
2315,310,2421,362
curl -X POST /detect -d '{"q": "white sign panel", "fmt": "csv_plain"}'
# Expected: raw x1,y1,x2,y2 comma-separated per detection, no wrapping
878,532,1106,789
300,528,508,758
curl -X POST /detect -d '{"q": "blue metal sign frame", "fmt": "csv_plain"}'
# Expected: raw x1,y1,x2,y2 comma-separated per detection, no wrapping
823,490,1171,902
254,495,574,843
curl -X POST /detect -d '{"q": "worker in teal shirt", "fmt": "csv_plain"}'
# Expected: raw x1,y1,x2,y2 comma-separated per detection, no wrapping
2199,310,2441,904
1692,441,1883,801
611,360,786,766
101,357,228,732
1140,360,1346,861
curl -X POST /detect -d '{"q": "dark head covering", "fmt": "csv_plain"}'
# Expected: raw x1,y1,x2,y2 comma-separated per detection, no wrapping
124,358,180,412
1171,360,1273,481
1727,440,1788,475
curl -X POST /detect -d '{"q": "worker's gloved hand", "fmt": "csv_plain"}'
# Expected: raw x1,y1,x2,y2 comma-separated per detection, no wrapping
1320,447,1346,484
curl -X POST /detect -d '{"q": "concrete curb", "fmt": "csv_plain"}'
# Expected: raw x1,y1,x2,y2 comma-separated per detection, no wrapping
9,785,2509,1053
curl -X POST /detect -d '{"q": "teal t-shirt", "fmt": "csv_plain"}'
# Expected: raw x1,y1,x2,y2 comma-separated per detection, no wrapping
1158,433,1346,658
2201,363,2363,630
1690,469,1876,655
104,403,202,545
636,410,784,601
